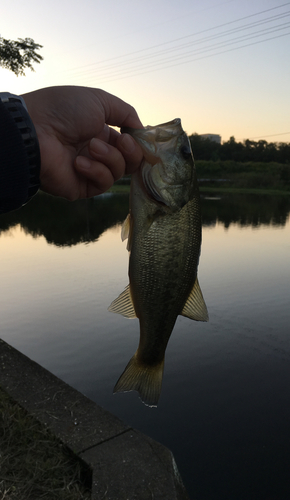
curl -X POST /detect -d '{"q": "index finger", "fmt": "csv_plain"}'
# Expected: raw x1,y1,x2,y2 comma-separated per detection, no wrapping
92,88,143,129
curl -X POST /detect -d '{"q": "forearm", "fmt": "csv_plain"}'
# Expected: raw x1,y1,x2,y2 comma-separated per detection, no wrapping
0,93,40,214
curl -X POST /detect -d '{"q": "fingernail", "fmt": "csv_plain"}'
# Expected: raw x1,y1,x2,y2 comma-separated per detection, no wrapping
76,156,91,169
121,134,135,153
90,138,109,155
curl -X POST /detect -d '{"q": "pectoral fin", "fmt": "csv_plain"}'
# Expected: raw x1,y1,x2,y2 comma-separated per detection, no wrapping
108,284,137,318
121,213,133,251
181,278,209,322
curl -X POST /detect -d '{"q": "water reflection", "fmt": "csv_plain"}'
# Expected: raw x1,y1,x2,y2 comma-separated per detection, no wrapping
0,191,289,247
200,192,290,228
0,192,130,246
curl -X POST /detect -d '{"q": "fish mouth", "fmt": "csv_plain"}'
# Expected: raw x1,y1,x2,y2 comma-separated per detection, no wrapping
121,118,181,143
121,118,184,164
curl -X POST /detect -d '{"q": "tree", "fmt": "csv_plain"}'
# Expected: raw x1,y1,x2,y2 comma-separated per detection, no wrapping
0,37,43,76
189,133,221,161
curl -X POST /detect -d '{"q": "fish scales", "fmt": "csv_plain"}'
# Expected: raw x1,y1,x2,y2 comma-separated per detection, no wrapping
108,119,208,406
130,199,201,359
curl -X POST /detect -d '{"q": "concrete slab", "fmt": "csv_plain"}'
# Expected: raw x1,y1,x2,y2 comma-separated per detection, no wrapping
81,430,190,499
0,338,128,453
0,338,190,499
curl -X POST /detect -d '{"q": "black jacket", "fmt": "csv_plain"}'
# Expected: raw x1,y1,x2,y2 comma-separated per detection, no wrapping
0,98,40,214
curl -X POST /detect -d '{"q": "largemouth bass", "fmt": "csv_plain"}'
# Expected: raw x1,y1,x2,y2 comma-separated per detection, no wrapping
109,118,208,407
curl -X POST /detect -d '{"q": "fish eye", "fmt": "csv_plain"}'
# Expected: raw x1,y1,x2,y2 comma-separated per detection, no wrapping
180,145,192,159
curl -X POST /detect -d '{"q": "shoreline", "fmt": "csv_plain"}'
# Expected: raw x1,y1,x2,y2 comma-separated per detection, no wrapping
108,184,290,196
0,339,189,500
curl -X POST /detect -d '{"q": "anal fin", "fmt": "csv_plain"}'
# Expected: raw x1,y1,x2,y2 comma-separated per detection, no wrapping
181,277,209,322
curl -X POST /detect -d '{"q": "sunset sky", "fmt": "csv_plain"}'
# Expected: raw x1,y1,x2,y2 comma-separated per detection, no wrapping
1,0,290,142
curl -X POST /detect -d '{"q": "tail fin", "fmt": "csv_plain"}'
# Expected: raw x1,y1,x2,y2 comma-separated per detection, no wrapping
113,352,164,407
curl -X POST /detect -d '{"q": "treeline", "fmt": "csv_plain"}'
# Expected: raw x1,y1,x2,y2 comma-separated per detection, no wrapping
195,160,290,191
189,134,290,163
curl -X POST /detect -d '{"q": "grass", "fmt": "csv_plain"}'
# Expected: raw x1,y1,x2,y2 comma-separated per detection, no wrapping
0,386,91,500
199,186,290,196
107,184,130,194
108,184,290,196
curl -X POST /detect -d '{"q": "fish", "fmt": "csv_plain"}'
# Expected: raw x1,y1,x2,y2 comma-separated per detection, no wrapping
108,118,208,407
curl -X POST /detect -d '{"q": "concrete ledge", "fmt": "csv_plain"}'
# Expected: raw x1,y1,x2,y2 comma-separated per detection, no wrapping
0,339,190,499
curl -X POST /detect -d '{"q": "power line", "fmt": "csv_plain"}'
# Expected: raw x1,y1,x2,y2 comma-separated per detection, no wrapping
67,10,290,80
70,24,290,85
91,22,290,81
63,2,290,80
240,131,290,141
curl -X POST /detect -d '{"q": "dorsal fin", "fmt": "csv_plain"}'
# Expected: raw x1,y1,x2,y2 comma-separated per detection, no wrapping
181,278,209,322
108,284,137,318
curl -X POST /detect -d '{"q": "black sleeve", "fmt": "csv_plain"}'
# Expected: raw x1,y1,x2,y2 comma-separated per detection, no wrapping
0,98,40,214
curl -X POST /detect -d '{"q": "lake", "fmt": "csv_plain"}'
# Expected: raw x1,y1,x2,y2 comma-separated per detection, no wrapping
0,190,290,500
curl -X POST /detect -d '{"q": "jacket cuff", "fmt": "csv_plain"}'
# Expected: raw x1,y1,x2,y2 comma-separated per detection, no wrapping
0,92,41,213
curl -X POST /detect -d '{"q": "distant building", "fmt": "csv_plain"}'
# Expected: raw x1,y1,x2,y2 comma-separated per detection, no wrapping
200,134,221,144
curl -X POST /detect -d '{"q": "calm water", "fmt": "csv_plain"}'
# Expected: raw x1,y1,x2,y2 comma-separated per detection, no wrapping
1,191,290,500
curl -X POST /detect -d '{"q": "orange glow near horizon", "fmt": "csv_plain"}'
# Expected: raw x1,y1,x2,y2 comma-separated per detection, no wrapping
1,1,290,143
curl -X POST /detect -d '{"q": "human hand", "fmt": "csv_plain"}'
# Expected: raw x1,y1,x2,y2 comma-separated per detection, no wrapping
22,86,143,200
